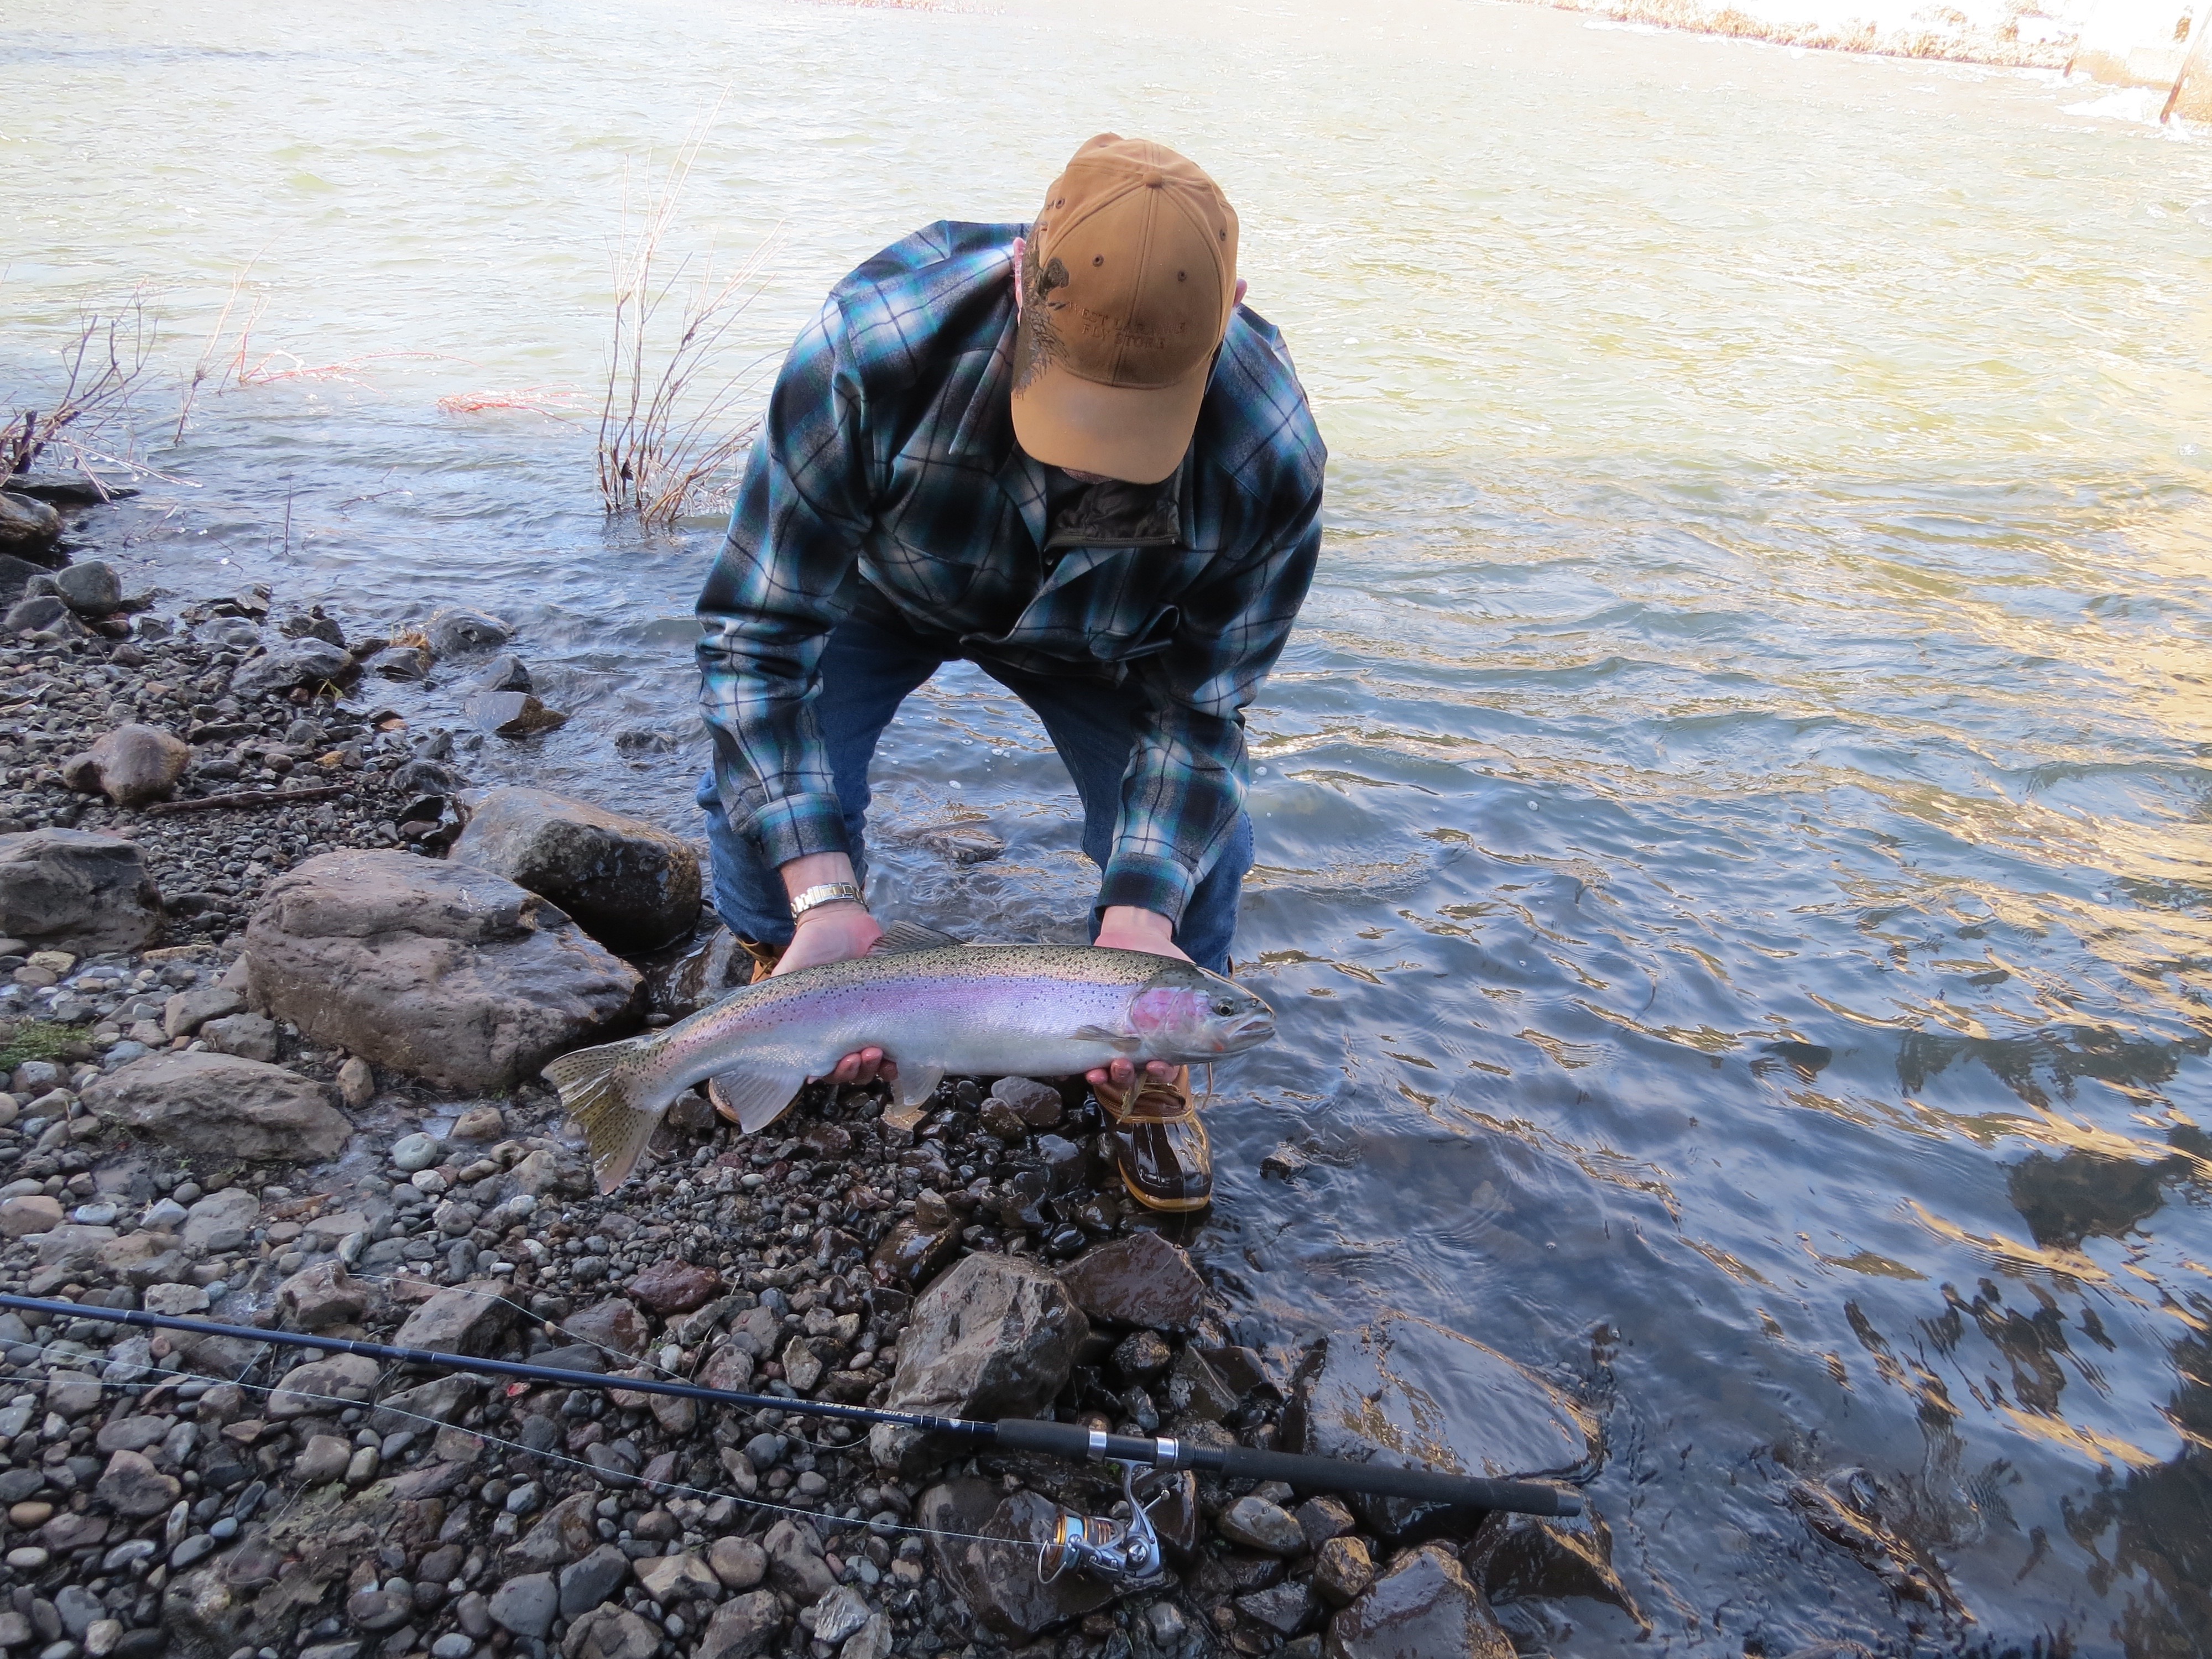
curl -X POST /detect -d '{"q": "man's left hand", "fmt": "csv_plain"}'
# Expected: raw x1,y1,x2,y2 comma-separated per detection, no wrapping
1090,906,1186,1090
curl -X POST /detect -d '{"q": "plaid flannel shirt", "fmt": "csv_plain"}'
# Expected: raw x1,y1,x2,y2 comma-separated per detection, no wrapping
696,219,1325,924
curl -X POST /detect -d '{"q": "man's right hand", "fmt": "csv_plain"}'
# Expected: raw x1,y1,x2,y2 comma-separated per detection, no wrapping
774,900,895,1087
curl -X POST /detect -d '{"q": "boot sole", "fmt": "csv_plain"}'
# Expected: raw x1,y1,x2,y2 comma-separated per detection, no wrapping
1118,1165,1212,1213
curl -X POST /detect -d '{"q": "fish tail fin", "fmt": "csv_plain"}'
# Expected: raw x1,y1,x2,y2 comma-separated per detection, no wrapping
544,1034,664,1193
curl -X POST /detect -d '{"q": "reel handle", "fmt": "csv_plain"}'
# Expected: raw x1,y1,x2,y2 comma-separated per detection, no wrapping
992,1419,1580,1518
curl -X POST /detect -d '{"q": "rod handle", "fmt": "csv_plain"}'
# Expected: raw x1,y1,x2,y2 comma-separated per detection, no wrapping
991,1420,1580,1518
1214,1445,1582,1518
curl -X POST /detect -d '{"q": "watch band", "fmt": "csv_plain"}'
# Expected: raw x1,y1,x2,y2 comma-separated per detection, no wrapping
789,881,865,920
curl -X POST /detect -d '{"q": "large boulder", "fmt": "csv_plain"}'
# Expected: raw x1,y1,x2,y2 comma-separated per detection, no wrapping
61,725,190,809
0,830,161,953
425,607,512,657
81,1052,351,1162
0,493,61,560
393,1279,514,1356
54,561,123,616
872,1254,1087,1474
450,788,702,951
229,639,355,702
239,849,640,1091
1282,1313,1598,1537
2,473,135,506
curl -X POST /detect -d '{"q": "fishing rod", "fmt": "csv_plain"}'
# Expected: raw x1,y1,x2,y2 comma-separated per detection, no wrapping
2,1292,1580,1552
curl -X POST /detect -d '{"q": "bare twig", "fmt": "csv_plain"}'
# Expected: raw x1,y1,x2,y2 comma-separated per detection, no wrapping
598,102,782,526
6,298,158,480
144,784,348,816
173,253,270,444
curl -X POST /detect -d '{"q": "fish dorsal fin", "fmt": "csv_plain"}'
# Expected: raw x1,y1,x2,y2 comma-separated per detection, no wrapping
869,920,966,955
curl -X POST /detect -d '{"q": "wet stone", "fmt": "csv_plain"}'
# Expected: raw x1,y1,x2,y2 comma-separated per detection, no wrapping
1219,1494,1306,1556
1313,1535,1374,1606
917,1479,1114,1639
1113,1327,1173,1379
1240,1580,1315,1637
1297,1494,1357,1549
1467,1509,1643,1626
1326,1542,1511,1659
991,1074,1065,1126
874,1251,1087,1473
1284,1314,1597,1537
1058,1229,1214,1333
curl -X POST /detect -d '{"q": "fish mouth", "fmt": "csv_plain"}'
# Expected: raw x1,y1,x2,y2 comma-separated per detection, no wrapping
1221,1013,1276,1048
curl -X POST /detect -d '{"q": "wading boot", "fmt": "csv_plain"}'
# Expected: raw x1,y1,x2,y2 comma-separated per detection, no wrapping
707,938,785,1126
1093,1067,1212,1213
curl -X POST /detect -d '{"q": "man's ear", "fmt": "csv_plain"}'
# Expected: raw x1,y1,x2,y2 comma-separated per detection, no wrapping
1011,236,1027,317
1234,277,1248,307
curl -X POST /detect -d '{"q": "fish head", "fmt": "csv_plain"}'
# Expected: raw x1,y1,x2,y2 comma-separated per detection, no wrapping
1126,961,1276,1059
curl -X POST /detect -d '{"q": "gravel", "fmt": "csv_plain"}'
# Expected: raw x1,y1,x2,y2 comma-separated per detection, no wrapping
0,526,1380,1659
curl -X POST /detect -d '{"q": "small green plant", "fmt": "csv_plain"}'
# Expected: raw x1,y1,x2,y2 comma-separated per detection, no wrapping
0,1021,90,1072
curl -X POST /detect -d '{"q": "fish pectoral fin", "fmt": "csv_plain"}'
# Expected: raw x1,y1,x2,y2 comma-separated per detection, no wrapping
889,1061,943,1109
1073,1024,1141,1053
707,1066,811,1135
869,920,967,954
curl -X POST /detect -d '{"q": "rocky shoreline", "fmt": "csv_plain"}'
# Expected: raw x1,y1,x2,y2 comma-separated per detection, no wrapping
1529,0,2077,69
0,475,1627,1659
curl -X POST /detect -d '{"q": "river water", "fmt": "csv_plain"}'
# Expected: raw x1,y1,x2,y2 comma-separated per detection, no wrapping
7,1,2212,1652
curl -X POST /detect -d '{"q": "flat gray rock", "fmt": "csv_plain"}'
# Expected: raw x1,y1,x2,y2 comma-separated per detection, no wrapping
229,638,355,702
241,848,639,1091
81,1052,349,1162
0,829,161,954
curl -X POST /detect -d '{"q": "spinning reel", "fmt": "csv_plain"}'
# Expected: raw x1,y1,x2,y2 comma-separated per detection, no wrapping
1037,1460,1170,1588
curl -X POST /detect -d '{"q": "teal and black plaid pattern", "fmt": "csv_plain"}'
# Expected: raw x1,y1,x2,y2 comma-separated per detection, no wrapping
697,220,1325,924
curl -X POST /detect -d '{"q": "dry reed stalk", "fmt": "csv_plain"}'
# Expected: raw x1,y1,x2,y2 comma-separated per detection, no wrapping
236,348,465,388
437,384,586,418
172,254,270,443
598,105,782,526
6,298,158,484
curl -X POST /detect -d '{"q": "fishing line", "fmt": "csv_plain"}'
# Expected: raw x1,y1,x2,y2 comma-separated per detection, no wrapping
0,1333,1033,1562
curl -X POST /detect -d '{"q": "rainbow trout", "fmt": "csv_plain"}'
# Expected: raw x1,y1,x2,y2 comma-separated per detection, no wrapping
543,925,1276,1193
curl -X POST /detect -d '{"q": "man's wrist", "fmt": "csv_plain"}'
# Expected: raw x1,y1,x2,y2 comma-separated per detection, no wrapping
789,881,865,922
792,897,868,927
1099,905,1176,942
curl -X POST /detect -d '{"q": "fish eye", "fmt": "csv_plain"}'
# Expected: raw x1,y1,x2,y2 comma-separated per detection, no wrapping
1212,998,1237,1015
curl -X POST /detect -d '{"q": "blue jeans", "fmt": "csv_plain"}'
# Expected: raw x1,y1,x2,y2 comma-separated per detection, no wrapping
696,608,1251,974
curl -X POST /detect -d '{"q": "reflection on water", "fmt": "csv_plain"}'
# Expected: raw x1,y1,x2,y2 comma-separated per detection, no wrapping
7,0,2212,1652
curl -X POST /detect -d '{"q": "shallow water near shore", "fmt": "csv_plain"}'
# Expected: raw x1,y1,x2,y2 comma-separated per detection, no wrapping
7,0,2212,1652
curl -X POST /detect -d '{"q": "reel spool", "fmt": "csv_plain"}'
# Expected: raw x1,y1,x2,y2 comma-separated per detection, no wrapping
1038,1462,1167,1588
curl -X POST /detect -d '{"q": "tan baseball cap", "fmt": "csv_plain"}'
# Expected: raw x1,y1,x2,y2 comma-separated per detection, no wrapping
1010,134,1240,486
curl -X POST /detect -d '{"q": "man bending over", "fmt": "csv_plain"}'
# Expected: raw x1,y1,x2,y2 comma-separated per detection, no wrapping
695,134,1325,1211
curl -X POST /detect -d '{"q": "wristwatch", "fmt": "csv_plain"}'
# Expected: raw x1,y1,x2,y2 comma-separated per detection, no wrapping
789,881,866,921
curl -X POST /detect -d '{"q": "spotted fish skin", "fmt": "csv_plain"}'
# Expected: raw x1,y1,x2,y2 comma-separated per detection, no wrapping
542,943,1275,1193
